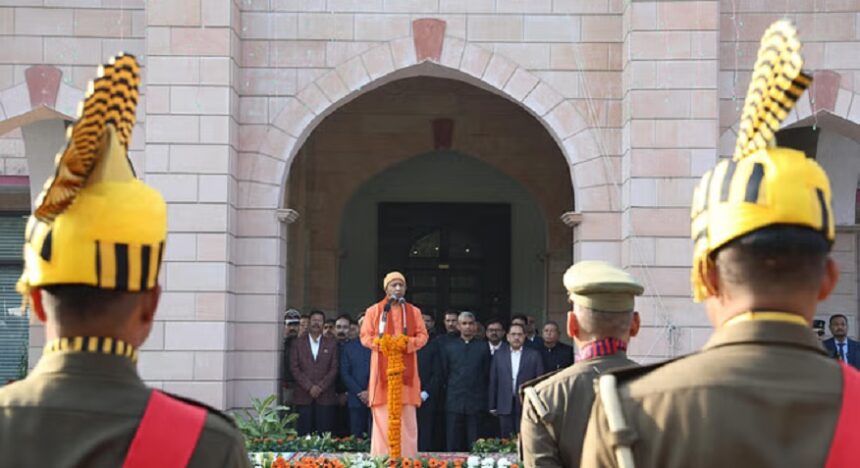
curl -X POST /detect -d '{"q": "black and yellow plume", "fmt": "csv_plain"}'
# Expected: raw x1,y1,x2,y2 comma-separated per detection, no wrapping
689,20,834,302
19,52,166,297
33,53,140,223
733,20,812,160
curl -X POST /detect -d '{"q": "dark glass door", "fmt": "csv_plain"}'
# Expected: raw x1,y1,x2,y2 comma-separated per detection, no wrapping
378,203,511,323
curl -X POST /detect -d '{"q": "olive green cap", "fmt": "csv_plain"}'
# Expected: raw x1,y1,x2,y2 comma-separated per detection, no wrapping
563,260,644,312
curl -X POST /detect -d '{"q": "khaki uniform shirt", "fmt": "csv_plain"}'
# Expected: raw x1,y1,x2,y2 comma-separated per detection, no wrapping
520,352,638,468
0,352,250,468
581,320,841,468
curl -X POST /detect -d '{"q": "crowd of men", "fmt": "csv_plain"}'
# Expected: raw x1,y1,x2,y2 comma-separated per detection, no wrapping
281,299,860,453
280,307,578,450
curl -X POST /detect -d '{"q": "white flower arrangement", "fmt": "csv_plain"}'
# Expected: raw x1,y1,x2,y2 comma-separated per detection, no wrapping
466,455,517,468
344,453,377,468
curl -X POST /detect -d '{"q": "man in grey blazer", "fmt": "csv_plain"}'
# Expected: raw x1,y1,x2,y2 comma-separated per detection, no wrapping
489,322,544,437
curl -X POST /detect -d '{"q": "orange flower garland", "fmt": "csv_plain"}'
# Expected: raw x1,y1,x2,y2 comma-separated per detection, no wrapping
374,333,409,459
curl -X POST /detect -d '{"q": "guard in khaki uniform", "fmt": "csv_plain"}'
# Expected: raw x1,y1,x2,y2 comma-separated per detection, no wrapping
581,21,860,468
0,54,250,467
519,260,643,467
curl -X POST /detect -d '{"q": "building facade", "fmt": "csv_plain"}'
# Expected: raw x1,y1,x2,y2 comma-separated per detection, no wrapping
1,0,859,409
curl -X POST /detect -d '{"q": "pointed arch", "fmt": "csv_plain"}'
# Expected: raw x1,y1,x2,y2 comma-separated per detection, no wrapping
238,20,615,214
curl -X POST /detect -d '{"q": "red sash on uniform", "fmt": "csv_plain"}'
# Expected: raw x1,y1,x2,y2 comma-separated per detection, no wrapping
123,390,207,468
825,362,860,468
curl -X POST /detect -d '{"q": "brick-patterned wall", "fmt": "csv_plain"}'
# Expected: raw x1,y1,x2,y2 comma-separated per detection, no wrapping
620,1,720,362
0,2,145,180
719,0,860,134
142,0,242,409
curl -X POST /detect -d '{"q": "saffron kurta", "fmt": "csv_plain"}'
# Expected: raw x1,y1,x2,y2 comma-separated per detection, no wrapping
360,301,428,455
360,302,429,407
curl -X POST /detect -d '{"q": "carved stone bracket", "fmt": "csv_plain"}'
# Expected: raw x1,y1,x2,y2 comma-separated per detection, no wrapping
277,208,300,224
560,211,583,227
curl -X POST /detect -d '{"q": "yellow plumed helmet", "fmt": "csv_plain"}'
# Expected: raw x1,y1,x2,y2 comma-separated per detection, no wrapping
690,20,834,302
18,53,166,296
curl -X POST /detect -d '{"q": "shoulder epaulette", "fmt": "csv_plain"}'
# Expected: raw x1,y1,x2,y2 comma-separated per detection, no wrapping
520,367,564,393
519,368,567,421
601,355,690,388
162,391,238,428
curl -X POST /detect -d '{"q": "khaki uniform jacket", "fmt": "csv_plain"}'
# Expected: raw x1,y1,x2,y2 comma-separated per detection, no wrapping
519,352,638,468
581,320,842,468
0,352,250,468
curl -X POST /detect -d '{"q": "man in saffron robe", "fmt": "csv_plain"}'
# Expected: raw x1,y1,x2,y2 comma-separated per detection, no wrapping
360,272,428,456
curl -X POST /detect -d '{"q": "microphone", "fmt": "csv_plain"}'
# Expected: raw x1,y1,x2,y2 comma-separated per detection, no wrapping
384,294,397,312
380,294,397,337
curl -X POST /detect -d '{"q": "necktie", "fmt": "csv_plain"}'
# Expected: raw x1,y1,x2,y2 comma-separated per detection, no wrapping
838,342,846,362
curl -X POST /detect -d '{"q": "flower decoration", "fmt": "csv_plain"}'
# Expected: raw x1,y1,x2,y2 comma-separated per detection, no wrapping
374,334,410,459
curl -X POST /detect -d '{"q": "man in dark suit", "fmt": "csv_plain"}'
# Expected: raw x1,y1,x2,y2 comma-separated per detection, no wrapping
289,310,339,435
489,323,544,437
442,309,460,338
485,319,507,357
441,311,491,451
513,314,544,350
333,314,353,437
540,321,574,372
480,318,508,439
340,325,372,437
823,314,860,368
433,309,459,450
417,312,443,451
281,309,302,406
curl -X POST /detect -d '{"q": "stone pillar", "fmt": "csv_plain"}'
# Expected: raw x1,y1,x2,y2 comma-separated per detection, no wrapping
143,0,240,409
621,0,719,361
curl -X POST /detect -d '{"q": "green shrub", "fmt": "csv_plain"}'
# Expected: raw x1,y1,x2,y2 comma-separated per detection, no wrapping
232,394,298,443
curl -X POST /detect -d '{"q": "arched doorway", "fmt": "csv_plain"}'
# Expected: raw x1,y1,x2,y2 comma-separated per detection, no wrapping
234,30,615,406
284,76,573,324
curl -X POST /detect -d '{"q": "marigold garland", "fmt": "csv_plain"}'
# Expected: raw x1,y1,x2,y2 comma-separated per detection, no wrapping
374,333,409,459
